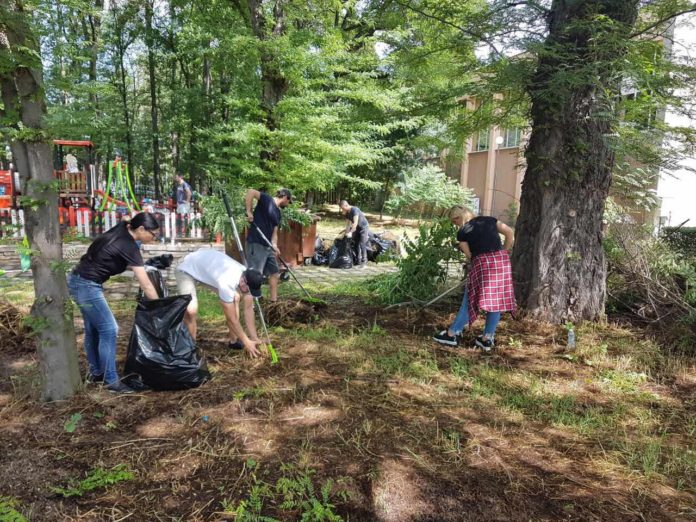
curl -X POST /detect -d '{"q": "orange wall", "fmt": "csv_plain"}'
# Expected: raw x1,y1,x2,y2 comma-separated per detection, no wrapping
491,148,522,219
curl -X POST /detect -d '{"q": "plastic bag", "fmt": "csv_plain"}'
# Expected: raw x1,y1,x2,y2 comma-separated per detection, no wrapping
366,232,394,262
144,265,168,298
329,237,353,269
124,295,210,390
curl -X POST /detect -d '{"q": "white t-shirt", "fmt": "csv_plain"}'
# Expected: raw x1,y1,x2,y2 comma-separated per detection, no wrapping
177,249,245,303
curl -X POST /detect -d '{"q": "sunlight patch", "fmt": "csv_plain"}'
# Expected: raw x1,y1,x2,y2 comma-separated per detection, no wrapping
372,458,431,521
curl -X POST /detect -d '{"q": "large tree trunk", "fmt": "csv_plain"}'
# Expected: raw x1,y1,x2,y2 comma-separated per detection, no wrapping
0,0,81,401
512,0,639,323
145,0,161,198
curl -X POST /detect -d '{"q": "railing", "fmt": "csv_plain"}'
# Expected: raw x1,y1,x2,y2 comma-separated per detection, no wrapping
0,208,209,244
54,170,87,195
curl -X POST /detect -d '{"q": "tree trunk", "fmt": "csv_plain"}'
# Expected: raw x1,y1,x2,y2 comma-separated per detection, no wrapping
246,0,288,170
0,0,81,401
87,0,103,110
511,0,639,323
145,0,161,198
116,34,134,184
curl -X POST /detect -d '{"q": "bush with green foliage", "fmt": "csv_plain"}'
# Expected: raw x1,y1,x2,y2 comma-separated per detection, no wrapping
384,165,474,218
661,227,696,260
368,219,464,305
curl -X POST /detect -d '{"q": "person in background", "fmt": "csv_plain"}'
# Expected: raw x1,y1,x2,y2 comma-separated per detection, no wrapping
68,212,161,393
245,188,292,302
175,248,265,358
433,206,516,354
175,174,192,215
340,200,369,268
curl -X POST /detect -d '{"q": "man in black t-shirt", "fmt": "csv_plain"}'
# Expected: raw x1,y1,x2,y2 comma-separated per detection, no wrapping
245,188,292,301
340,200,369,268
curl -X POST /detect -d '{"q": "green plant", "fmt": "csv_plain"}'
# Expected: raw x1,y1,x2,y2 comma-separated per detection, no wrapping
384,164,474,218
64,413,83,433
0,497,27,522
51,464,134,498
280,203,314,229
368,219,463,305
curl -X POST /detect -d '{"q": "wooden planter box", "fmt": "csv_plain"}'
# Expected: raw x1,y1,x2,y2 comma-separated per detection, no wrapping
225,221,317,268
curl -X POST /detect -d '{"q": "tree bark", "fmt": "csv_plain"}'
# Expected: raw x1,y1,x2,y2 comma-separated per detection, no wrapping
145,0,161,198
512,0,639,323
115,32,134,183
0,0,81,401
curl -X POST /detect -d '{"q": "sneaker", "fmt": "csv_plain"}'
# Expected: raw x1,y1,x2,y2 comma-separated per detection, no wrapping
86,373,104,384
228,340,244,350
105,382,136,394
433,330,459,347
475,336,495,355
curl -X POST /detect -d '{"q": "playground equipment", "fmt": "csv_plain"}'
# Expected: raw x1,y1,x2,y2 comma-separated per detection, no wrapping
99,154,140,213
53,140,96,204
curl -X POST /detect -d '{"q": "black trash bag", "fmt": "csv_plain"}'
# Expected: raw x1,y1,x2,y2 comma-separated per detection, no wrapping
146,254,174,269
124,295,210,390
139,265,168,299
312,252,328,266
329,237,354,269
366,233,394,262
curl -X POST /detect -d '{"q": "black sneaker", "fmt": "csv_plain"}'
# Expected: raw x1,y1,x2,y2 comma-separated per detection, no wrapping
106,382,136,394
86,373,104,384
433,330,459,347
475,336,495,355
228,340,244,350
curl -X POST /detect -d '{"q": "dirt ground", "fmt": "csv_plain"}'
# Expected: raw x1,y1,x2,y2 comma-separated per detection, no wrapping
1,289,695,521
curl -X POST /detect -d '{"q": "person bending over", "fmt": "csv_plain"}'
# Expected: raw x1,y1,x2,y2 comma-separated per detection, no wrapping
340,200,369,268
244,187,292,301
68,212,161,394
176,248,265,358
433,206,516,353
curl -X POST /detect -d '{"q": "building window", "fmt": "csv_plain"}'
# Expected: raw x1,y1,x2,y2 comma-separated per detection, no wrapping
502,128,521,148
474,131,489,151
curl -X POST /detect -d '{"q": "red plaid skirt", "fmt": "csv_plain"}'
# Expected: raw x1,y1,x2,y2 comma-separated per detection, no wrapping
467,250,516,325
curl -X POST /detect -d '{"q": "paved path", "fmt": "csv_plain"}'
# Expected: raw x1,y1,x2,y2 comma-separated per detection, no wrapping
101,262,402,300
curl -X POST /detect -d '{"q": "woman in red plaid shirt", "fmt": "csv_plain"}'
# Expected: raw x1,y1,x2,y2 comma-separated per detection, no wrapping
433,206,516,353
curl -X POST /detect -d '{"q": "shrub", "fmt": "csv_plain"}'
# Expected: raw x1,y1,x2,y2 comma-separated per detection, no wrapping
384,164,474,218
661,227,696,260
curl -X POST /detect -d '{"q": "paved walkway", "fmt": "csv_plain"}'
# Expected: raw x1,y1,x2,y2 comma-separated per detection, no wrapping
101,262,402,300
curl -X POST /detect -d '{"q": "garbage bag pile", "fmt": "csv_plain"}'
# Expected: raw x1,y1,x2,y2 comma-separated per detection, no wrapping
312,232,398,268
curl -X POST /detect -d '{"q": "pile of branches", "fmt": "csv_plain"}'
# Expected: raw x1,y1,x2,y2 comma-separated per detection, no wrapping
606,224,696,339
0,299,33,354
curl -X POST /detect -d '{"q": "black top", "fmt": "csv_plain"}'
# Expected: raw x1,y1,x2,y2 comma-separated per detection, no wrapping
74,223,144,284
247,192,281,245
456,216,502,258
347,206,368,230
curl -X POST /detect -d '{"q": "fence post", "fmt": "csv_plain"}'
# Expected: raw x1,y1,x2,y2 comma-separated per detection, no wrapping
170,212,176,245
164,211,171,241
83,209,91,237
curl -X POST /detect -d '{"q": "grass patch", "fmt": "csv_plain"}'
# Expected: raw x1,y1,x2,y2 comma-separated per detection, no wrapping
51,464,134,498
0,497,27,522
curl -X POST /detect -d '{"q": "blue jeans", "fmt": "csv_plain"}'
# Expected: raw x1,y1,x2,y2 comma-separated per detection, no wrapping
450,287,501,338
68,274,120,385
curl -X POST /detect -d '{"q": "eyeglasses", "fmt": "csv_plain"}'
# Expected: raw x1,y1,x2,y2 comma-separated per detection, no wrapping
145,228,160,240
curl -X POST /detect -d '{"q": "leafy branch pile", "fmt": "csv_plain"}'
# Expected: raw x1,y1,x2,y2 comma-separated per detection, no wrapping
605,224,696,352
369,219,464,305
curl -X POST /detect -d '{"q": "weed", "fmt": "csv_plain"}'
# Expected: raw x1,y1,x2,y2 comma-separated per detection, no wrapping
51,464,134,498
64,413,82,433
449,357,471,378
229,463,348,521
233,386,266,401
0,497,27,522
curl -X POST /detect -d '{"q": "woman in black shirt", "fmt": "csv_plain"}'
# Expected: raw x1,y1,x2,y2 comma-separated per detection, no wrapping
68,212,160,393
433,206,516,353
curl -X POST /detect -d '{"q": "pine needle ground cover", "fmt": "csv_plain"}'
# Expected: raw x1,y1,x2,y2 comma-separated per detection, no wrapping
0,280,694,520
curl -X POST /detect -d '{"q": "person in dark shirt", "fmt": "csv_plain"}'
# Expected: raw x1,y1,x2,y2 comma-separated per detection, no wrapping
68,213,161,393
340,200,369,268
245,188,292,302
433,206,516,353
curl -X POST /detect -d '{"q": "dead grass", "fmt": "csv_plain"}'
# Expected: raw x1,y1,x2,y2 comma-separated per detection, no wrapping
0,281,694,520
